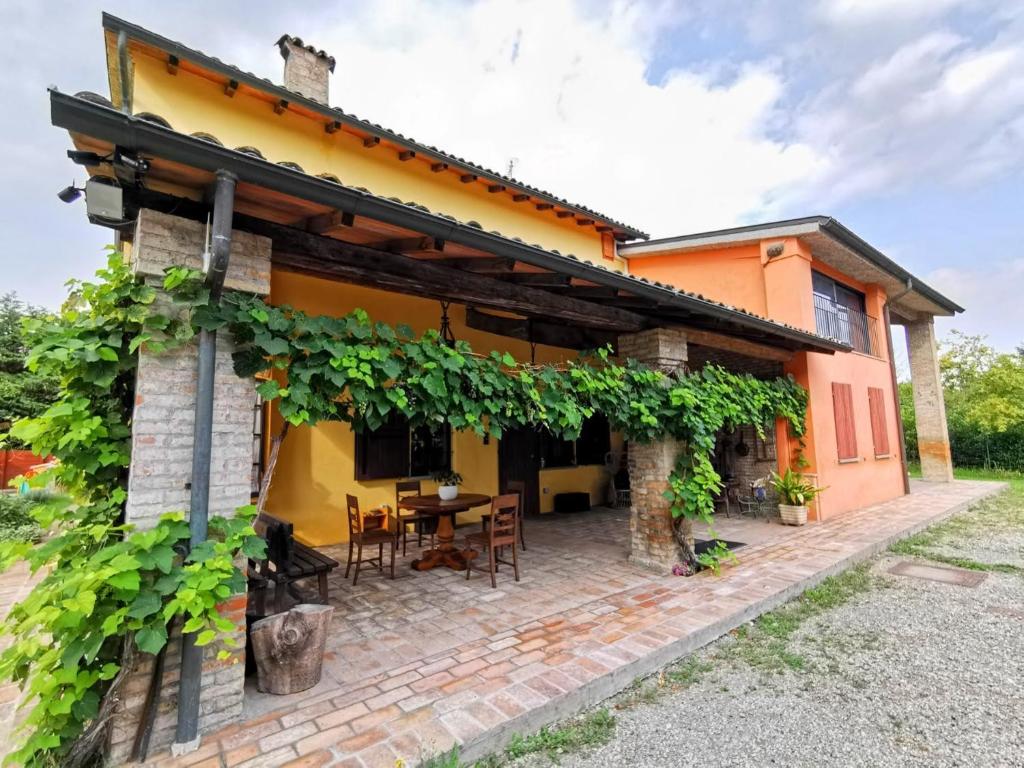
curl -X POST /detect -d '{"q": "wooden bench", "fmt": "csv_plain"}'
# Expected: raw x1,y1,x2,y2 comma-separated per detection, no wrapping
250,512,339,614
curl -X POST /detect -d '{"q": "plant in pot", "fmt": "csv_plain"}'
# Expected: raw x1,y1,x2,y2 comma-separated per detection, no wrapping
770,468,825,526
432,470,463,501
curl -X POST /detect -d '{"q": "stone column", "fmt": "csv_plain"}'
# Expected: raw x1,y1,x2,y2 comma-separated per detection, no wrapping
108,209,271,763
906,318,954,482
619,328,688,572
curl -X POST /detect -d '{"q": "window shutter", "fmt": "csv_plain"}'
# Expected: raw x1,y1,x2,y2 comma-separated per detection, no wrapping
867,387,890,457
354,412,410,480
831,382,857,461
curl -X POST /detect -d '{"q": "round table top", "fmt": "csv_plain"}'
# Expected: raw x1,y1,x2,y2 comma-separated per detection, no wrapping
397,493,491,513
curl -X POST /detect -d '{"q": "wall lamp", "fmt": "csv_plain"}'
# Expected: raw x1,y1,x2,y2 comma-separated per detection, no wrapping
57,183,84,203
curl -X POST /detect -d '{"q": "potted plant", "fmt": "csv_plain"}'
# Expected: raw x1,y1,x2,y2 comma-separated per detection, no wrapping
770,468,824,526
432,470,463,501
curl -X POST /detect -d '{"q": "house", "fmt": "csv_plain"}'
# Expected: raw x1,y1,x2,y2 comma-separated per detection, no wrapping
622,218,962,518
47,14,958,761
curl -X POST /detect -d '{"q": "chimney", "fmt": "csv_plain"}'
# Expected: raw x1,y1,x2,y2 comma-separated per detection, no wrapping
276,35,335,103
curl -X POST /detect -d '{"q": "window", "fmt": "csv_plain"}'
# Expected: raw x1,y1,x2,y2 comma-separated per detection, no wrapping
831,382,858,462
754,425,776,462
867,387,890,458
354,413,451,480
577,414,612,466
539,427,575,469
812,271,875,355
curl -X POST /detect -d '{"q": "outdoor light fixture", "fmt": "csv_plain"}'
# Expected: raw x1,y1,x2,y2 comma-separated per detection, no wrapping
67,150,105,167
84,177,125,224
57,183,83,203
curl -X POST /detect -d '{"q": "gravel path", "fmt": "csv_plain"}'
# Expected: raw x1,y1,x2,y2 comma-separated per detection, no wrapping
510,493,1024,768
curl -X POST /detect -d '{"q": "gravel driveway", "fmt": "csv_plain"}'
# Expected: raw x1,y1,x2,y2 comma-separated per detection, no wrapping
509,489,1024,768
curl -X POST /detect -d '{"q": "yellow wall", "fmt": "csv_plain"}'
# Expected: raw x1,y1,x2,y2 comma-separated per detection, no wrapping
126,47,622,270
267,270,616,545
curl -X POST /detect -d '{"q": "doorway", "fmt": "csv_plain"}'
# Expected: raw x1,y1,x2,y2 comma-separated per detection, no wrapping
498,426,541,516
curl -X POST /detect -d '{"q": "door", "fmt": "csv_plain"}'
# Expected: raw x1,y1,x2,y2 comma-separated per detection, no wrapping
498,426,541,517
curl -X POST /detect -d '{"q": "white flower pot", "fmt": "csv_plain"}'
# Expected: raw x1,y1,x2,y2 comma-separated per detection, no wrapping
779,503,808,526
438,485,459,501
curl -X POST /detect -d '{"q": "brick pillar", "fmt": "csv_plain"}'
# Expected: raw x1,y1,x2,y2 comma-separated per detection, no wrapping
108,209,270,763
619,328,688,572
906,318,954,482
276,35,334,103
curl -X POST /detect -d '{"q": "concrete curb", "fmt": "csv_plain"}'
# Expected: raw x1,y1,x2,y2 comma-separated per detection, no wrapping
456,481,1007,764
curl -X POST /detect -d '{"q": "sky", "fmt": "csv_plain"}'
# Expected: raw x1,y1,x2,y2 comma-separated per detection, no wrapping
1,0,1022,369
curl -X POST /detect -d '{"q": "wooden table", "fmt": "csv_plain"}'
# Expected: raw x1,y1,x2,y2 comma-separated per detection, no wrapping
398,493,491,571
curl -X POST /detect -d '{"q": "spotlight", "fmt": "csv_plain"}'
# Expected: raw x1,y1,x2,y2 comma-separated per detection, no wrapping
57,184,83,203
67,150,105,167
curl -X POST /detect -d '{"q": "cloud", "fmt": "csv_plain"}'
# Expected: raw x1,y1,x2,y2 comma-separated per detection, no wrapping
928,259,1024,349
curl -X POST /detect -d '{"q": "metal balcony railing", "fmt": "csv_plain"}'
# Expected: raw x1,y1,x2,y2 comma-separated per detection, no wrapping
813,294,879,355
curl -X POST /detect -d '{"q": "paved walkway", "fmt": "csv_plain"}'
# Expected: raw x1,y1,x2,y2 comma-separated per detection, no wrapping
135,479,1001,768
0,481,1004,768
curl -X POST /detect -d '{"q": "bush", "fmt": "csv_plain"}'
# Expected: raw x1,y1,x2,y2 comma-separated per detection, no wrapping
0,492,48,543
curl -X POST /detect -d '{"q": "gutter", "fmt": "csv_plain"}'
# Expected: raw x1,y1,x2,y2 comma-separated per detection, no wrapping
173,170,237,755
49,89,846,354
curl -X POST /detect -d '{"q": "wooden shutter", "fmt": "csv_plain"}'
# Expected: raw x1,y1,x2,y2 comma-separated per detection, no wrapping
354,412,410,480
867,387,890,457
831,382,857,461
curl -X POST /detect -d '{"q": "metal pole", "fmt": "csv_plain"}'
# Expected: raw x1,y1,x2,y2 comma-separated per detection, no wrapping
173,170,236,754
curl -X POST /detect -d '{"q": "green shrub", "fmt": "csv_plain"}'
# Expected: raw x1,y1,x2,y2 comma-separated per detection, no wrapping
0,492,48,543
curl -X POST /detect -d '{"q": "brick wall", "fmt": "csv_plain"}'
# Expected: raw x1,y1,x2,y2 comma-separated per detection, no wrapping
279,39,332,103
110,209,270,759
905,320,954,482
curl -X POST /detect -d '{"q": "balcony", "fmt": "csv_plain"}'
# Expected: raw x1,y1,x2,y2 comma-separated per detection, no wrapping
813,294,879,355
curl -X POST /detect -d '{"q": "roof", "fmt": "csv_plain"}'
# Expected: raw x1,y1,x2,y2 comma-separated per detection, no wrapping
50,89,847,355
618,216,963,319
100,13,648,241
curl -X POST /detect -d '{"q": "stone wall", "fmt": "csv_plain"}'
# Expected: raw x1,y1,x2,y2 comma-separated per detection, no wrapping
109,209,270,760
279,39,332,103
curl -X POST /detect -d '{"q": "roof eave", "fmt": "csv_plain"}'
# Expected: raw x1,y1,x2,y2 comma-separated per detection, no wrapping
99,13,649,241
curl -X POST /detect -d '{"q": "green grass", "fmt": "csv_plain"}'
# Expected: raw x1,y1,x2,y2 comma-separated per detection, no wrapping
890,467,1024,574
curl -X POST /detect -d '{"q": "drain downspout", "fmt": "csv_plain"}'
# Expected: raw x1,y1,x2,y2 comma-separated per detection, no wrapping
173,170,237,754
884,279,914,495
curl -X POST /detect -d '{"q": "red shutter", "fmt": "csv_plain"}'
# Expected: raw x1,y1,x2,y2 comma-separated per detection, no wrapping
831,382,857,461
868,386,890,457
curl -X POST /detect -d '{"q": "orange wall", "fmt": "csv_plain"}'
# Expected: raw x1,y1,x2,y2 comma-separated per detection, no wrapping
627,238,906,518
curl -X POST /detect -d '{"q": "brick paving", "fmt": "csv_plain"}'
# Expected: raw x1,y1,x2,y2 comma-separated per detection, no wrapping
0,480,1003,768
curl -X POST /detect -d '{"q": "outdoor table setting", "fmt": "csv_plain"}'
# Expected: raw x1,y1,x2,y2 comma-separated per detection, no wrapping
397,492,491,571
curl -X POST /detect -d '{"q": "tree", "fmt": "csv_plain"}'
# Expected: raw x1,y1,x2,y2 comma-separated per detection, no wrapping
0,293,59,438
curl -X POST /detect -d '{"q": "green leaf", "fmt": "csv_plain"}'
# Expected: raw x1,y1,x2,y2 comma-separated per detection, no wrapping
135,624,169,654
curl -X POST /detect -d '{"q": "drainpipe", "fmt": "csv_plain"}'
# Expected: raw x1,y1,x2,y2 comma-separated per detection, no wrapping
884,279,914,495
173,169,237,754
116,30,132,114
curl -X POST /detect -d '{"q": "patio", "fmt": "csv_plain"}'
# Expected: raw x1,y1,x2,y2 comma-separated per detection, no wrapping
126,478,1002,768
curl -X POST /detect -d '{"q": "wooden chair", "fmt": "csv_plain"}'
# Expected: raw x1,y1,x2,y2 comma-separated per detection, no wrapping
344,494,397,586
395,480,436,556
465,493,520,588
481,479,527,551
249,512,339,614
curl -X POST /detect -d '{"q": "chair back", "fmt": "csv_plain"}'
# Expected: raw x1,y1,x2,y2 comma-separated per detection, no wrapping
504,479,526,502
489,493,519,546
396,479,421,511
345,494,362,537
255,512,294,570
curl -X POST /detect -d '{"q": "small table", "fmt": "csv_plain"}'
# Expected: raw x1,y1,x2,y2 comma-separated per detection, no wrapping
398,493,492,571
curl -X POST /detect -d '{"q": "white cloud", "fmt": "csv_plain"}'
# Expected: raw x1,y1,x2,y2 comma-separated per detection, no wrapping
929,259,1024,349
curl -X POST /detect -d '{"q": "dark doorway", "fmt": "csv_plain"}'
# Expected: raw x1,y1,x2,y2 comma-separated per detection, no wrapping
498,426,541,517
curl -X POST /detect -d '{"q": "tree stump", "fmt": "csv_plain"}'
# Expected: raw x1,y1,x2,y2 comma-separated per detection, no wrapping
250,604,334,694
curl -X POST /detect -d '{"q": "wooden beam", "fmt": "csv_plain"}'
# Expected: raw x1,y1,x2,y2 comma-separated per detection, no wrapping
224,79,238,97
274,99,289,115
460,174,477,183
535,203,553,211
596,225,612,233
241,217,645,332
398,150,416,161
465,307,617,351
431,162,448,173
513,194,530,202
556,211,574,219
503,273,571,287
680,327,794,363
366,236,442,254
305,210,355,234
166,55,179,75
429,257,515,273
363,136,380,148
488,184,506,193
325,120,342,134
576,218,595,227
557,286,619,300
